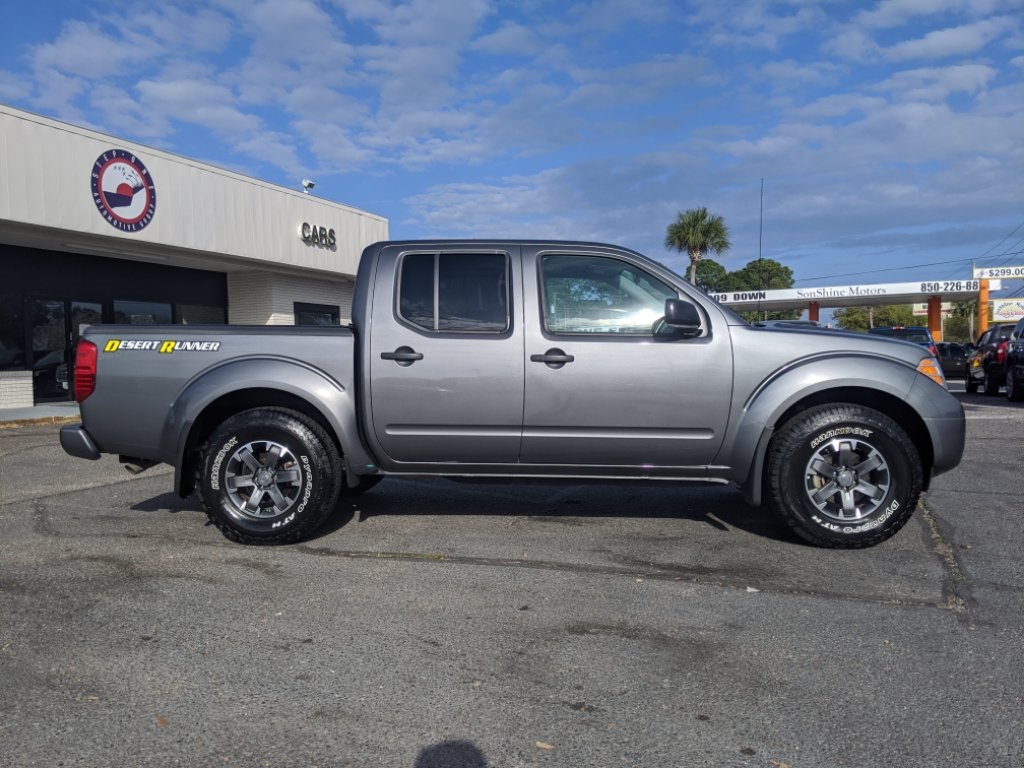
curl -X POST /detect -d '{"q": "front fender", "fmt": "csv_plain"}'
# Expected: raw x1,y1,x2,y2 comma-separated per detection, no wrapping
718,353,921,505
160,356,376,495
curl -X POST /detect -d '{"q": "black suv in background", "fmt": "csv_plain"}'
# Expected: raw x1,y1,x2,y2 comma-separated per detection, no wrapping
867,326,938,356
1003,317,1024,402
935,341,969,379
966,322,1017,395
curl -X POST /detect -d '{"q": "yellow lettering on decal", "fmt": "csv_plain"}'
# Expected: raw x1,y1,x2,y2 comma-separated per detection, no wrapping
105,340,120,352
159,341,176,354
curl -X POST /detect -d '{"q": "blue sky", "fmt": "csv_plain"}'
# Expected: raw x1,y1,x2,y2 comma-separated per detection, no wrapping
1,0,1022,295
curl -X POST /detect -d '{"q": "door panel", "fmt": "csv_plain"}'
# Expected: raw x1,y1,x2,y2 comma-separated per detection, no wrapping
520,248,732,469
367,246,525,465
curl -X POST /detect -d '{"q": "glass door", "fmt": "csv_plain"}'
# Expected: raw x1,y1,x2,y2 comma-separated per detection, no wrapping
30,298,103,402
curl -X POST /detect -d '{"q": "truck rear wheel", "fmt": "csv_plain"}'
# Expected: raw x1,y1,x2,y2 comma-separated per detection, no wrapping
1007,368,1023,402
766,404,922,548
198,408,342,545
983,371,1000,395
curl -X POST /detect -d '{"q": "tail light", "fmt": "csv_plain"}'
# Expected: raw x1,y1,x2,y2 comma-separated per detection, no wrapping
996,340,1008,364
74,339,98,402
928,344,937,356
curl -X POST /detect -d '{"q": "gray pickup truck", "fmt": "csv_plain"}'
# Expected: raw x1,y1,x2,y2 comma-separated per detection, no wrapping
61,240,965,548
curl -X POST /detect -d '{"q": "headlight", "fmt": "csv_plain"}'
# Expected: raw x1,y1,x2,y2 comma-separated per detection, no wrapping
917,357,946,388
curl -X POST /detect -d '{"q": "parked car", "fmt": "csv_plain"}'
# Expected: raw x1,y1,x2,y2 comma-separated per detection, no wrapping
935,342,969,379
1003,317,1024,402
966,322,1017,395
867,326,938,357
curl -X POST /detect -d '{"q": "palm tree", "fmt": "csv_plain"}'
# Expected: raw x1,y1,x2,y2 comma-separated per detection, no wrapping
665,207,731,284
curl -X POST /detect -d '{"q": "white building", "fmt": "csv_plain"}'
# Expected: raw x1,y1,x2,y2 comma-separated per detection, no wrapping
0,104,388,407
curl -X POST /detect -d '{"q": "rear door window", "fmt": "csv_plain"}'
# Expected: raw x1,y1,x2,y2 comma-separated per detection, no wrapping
398,252,510,333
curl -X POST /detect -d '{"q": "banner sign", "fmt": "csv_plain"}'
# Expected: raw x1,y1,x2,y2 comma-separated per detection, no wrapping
974,265,1024,279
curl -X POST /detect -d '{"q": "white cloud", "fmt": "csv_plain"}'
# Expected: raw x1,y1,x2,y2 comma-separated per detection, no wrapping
29,20,157,80
856,0,966,29
294,120,373,172
791,94,888,119
0,70,30,102
692,0,827,50
471,22,543,55
135,78,263,136
883,17,1013,60
874,64,997,101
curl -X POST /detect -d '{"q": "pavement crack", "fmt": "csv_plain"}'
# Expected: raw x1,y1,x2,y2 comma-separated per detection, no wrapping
918,497,969,614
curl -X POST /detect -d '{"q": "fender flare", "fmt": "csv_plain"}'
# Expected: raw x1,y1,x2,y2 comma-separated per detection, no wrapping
159,357,376,496
719,353,922,505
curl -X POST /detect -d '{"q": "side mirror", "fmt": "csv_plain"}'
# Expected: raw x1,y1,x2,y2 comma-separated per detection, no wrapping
657,298,703,338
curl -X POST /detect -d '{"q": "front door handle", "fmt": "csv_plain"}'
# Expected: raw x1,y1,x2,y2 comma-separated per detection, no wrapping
381,346,424,366
530,348,574,369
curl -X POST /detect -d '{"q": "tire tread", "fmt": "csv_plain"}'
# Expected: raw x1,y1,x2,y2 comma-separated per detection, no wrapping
766,404,922,549
196,407,342,545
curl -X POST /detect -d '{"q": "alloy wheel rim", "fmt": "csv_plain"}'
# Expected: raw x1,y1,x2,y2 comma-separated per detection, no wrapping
803,437,891,523
224,440,302,520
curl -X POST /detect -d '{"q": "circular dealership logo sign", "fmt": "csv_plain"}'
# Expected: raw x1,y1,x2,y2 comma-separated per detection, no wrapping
90,149,156,231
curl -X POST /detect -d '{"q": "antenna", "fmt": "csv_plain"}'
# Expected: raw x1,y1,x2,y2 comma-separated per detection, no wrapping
756,178,764,319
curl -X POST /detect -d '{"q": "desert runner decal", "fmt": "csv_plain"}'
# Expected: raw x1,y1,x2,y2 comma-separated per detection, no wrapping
91,149,157,231
103,339,222,353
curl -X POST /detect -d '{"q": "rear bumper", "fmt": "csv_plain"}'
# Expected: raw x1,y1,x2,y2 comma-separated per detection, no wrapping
60,424,101,460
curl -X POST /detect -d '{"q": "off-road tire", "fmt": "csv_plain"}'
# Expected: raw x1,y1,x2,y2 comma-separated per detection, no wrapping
767,404,922,548
197,408,342,545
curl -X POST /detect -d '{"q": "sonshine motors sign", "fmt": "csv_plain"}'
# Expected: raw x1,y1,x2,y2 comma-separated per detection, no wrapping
709,279,982,310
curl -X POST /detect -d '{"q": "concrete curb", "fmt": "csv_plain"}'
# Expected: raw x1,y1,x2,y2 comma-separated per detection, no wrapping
0,416,81,429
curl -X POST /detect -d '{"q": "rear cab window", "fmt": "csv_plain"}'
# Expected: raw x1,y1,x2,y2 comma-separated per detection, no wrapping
397,252,510,333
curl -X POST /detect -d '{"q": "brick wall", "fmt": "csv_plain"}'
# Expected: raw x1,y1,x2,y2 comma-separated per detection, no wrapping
227,271,356,325
0,371,33,409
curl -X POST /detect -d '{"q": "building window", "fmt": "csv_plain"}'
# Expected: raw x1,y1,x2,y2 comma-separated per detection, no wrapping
294,302,340,326
398,252,510,333
113,300,172,325
177,304,227,324
0,294,25,370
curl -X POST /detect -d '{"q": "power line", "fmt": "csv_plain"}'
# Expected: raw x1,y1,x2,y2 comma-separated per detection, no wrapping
795,255,978,283
974,219,1024,261
794,219,1024,284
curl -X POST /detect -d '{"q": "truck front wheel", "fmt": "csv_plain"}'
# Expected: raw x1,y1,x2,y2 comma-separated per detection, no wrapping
197,408,342,545
766,404,922,548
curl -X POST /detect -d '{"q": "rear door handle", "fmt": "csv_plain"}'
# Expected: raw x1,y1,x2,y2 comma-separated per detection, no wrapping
381,346,424,366
530,348,574,369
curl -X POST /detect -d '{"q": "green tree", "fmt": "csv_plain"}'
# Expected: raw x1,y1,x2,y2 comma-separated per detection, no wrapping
665,207,731,284
719,259,801,322
694,258,728,292
943,315,973,343
833,304,917,332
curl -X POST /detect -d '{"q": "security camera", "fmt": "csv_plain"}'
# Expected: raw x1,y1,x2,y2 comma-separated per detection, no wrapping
301,179,316,193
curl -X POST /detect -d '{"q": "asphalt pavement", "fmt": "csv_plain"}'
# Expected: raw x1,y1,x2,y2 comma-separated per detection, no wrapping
0,386,1022,768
